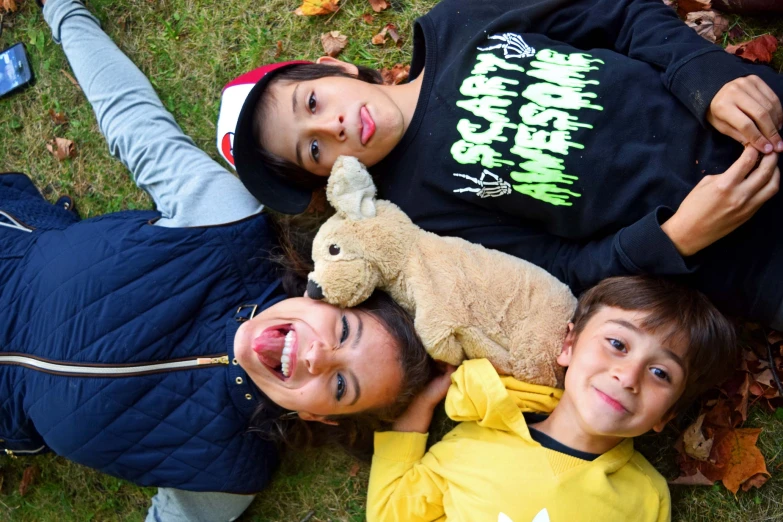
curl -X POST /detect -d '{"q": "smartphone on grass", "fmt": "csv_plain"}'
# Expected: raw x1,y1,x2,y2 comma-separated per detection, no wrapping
0,43,34,98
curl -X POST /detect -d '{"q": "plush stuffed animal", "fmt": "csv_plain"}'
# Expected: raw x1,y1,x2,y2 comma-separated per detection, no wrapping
307,156,577,387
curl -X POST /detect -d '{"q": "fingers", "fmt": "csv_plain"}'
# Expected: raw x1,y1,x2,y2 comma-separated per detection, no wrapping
734,90,779,154
744,154,780,203
711,76,783,153
723,146,760,183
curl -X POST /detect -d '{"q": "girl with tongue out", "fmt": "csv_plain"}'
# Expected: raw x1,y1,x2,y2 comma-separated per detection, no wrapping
3,2,434,521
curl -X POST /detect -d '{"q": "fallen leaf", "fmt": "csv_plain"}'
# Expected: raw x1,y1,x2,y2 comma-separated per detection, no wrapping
678,0,711,15
60,69,80,88
368,0,389,12
703,398,735,428
46,137,76,161
362,13,374,24
670,469,715,486
728,25,745,40
683,414,714,461
48,109,69,126
768,329,783,346
726,35,778,64
274,40,283,59
348,461,360,477
321,31,348,58
371,26,388,46
294,0,339,16
712,427,769,494
18,465,39,496
380,63,410,85
1,0,16,13
685,11,729,43
385,23,402,45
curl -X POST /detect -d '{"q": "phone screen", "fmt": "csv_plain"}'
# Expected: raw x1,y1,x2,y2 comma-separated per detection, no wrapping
0,44,33,97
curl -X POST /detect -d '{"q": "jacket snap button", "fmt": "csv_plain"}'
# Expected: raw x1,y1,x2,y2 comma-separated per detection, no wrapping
232,358,238,365
245,394,252,400
235,377,243,385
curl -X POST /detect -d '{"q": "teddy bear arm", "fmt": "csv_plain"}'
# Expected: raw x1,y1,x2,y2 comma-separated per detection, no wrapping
414,314,465,366
455,326,514,376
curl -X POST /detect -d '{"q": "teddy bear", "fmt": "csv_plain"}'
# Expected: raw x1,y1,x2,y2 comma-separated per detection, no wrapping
306,156,577,387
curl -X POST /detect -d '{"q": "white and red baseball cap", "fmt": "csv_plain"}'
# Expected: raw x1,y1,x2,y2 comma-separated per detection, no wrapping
218,61,326,214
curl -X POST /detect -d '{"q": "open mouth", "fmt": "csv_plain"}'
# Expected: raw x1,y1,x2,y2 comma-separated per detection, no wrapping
360,106,375,145
252,325,297,381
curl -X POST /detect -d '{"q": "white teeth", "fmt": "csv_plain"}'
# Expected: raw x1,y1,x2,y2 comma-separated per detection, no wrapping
281,330,295,378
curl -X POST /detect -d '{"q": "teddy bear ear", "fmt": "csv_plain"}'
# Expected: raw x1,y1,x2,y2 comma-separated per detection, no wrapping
326,156,377,220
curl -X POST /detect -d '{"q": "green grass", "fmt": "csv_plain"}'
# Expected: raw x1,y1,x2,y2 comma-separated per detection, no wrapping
1,0,783,520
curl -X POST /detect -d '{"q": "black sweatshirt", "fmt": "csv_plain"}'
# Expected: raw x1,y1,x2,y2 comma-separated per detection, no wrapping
373,0,783,325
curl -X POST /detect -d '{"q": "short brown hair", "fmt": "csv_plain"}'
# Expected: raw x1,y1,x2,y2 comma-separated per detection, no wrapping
571,276,738,414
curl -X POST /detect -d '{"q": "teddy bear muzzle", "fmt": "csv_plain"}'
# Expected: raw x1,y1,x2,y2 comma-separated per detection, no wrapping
306,279,325,300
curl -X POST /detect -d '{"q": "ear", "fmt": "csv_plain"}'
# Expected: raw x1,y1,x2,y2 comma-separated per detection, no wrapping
315,56,360,76
327,156,377,220
652,411,676,433
297,411,339,426
556,323,576,368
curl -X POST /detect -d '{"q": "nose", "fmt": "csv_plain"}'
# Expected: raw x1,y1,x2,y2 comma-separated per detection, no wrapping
313,113,346,141
307,279,324,300
612,361,642,393
304,341,336,375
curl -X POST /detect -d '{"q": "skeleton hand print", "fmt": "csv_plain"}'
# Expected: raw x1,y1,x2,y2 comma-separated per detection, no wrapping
453,169,512,198
478,33,536,59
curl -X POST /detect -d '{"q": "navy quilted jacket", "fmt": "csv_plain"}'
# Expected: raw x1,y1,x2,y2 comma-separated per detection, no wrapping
0,173,285,493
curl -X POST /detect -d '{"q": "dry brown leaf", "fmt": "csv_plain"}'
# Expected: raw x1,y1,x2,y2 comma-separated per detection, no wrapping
18,465,39,496
348,461,361,477
368,0,389,12
726,35,778,64
683,414,714,461
295,0,340,16
60,69,80,88
362,13,374,24
274,40,283,59
371,26,388,46
768,329,783,346
385,23,401,45
1,0,16,13
712,428,769,494
46,137,76,161
741,472,769,492
670,469,715,486
380,63,410,85
685,11,729,43
321,31,348,58
678,0,711,15
48,109,69,126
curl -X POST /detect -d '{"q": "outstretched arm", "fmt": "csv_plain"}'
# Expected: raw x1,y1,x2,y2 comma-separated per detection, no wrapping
43,0,262,227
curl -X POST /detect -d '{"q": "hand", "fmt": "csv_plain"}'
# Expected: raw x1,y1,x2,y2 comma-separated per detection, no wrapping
707,75,783,154
391,364,457,433
662,147,779,257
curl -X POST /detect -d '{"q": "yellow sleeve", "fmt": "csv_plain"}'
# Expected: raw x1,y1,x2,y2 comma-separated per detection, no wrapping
658,484,671,522
367,431,448,522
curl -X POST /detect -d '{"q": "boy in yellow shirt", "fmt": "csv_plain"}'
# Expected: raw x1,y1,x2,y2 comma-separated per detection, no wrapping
367,276,738,522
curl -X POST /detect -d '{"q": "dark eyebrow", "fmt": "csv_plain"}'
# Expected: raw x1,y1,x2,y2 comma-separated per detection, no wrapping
608,320,686,370
347,315,364,406
292,84,304,167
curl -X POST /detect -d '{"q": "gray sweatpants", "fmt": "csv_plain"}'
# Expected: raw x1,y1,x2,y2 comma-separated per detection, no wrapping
43,0,261,519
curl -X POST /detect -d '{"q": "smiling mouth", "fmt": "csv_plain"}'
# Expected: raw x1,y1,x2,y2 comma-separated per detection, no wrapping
360,106,375,145
594,387,629,414
252,325,297,381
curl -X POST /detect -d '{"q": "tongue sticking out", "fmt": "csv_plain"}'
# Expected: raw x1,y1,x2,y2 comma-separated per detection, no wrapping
252,327,287,368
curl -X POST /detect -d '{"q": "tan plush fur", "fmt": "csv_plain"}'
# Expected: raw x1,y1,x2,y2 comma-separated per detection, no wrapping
308,156,577,387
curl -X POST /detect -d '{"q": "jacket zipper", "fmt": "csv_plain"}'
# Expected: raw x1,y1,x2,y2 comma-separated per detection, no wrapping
0,353,229,377
0,210,34,233
0,354,229,455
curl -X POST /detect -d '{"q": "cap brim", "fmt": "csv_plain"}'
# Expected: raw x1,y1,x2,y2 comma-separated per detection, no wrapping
234,64,315,215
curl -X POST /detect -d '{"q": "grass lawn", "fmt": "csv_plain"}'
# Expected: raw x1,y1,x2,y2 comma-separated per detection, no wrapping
1,0,783,520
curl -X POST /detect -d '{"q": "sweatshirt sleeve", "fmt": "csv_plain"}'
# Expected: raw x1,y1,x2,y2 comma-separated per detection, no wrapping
454,206,696,295
367,432,447,522
43,0,263,227
528,0,750,124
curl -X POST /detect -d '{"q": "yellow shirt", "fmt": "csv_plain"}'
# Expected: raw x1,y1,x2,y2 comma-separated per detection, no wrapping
368,359,670,522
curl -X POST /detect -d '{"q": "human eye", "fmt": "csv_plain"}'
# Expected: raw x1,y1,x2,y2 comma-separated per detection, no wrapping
650,367,670,382
308,92,317,113
340,315,350,344
336,373,346,401
608,338,626,352
310,140,320,163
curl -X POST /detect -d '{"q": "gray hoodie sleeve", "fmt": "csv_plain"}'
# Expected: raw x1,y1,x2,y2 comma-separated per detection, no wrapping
43,0,263,227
